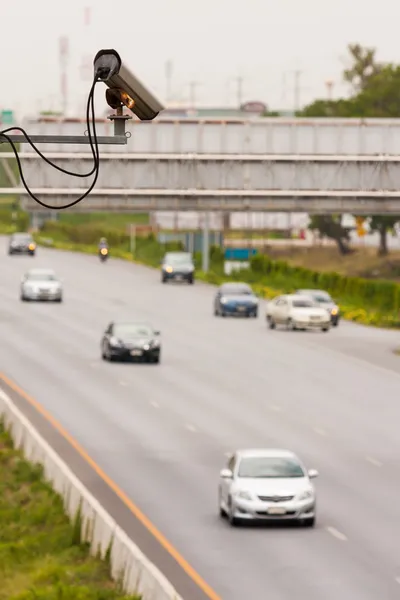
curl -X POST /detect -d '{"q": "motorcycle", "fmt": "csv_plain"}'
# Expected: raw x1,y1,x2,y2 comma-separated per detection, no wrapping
99,247,109,262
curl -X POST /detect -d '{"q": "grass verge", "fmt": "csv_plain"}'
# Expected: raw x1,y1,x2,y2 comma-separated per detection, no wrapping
0,420,140,600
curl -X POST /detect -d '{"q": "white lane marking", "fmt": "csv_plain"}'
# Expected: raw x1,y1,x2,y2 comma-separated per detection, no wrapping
326,526,347,541
119,380,127,386
313,426,327,436
185,423,196,432
366,456,382,467
150,400,159,408
269,404,282,412
395,577,400,585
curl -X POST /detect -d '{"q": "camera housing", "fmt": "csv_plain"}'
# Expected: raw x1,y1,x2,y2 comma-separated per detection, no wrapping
93,49,164,121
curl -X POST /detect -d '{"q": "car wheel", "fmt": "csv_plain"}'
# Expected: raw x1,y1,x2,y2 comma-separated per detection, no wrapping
321,327,329,332
227,498,240,527
268,317,276,329
287,318,296,331
303,516,315,527
20,294,26,302
188,277,194,284
253,310,258,318
333,320,339,327
218,492,226,518
153,355,160,364
161,276,167,283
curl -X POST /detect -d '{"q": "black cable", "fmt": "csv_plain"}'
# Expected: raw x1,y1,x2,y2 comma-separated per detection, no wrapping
0,77,99,178
0,76,101,210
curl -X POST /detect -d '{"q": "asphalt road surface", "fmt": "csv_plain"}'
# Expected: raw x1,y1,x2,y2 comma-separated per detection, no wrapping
1,237,400,600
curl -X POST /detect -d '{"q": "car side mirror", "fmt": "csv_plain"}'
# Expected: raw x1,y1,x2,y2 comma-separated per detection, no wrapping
220,468,233,479
308,469,319,479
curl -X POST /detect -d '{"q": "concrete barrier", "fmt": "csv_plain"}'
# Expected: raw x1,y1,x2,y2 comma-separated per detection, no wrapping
0,388,183,600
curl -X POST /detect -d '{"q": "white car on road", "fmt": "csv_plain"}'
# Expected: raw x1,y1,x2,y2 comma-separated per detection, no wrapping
218,448,318,527
266,294,331,331
20,268,63,302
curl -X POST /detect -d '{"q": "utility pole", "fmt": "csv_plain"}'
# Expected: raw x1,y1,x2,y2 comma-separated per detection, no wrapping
165,60,173,104
189,80,200,108
235,76,243,106
293,69,302,112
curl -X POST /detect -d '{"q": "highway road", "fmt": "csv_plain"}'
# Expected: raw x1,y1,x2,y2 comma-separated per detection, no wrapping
1,236,400,600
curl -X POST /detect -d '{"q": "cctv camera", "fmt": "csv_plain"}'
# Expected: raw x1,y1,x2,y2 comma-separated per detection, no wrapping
93,49,164,121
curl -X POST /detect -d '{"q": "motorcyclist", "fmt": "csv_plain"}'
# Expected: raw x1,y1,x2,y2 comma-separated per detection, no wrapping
98,237,108,251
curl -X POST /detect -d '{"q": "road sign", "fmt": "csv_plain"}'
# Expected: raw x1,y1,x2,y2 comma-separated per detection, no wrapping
0,110,14,125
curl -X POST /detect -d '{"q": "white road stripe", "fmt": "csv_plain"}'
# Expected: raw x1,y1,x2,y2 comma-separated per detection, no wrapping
150,400,159,408
326,526,347,541
395,577,400,585
185,423,196,432
313,426,327,436
366,456,382,467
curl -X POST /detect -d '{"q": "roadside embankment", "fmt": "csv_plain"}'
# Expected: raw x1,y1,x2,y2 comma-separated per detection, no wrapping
0,387,183,600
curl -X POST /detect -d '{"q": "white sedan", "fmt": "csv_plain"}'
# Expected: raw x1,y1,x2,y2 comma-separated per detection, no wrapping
20,268,63,302
218,448,318,527
266,294,331,331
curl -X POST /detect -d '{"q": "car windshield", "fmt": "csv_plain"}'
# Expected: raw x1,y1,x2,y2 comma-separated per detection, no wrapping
166,254,192,265
292,299,315,308
13,234,32,241
238,456,305,478
114,323,153,337
312,294,332,303
300,291,332,303
221,285,252,296
27,273,57,281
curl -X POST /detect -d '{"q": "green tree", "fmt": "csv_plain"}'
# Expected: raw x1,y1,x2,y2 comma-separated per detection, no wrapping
308,215,352,255
343,43,382,91
368,215,400,256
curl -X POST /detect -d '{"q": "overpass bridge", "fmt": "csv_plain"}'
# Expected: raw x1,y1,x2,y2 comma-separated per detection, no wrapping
2,117,400,214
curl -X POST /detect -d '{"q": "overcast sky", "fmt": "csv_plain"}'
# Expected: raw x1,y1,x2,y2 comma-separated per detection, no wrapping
2,0,400,118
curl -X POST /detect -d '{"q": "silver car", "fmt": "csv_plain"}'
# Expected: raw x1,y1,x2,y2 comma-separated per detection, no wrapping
218,448,318,527
20,268,63,302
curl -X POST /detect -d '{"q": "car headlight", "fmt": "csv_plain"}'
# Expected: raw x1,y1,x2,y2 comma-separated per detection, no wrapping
109,336,122,347
252,297,259,304
331,307,338,316
143,344,150,350
152,339,160,347
220,297,227,304
165,266,173,273
297,490,314,501
236,490,253,501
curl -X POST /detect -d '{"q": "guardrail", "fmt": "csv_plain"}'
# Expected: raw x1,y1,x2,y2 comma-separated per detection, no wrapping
0,387,183,600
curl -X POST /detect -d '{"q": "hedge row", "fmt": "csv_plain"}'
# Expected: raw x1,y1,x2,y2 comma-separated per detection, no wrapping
30,220,400,328
249,254,400,314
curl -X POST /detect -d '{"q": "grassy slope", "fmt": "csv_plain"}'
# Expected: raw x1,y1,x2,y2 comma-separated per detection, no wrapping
252,245,400,281
0,422,139,600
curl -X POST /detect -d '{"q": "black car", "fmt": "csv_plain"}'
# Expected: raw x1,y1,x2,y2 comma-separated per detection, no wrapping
101,321,161,363
161,252,195,284
8,232,36,255
214,282,259,317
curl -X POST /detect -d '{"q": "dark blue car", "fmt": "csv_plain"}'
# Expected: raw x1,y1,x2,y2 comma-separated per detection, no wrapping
214,282,259,318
